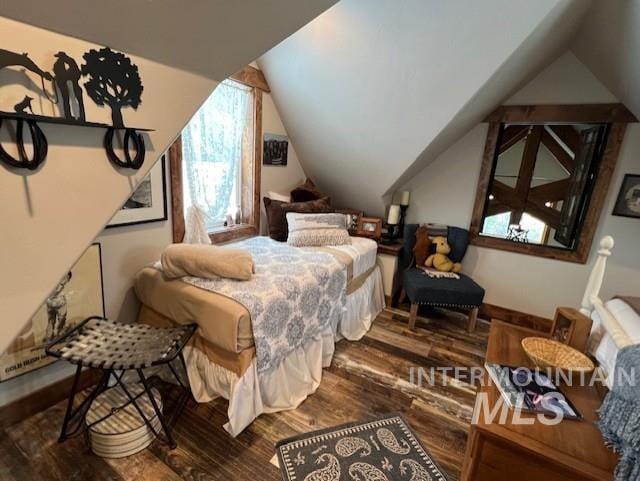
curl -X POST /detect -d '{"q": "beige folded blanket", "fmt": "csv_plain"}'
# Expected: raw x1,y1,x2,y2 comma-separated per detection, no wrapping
161,244,254,281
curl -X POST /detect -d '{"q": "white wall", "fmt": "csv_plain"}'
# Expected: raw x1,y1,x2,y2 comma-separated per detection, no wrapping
260,92,307,233
259,0,591,215
0,75,302,407
402,52,640,318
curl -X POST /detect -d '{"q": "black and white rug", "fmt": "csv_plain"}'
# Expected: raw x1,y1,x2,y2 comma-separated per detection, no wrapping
275,413,448,480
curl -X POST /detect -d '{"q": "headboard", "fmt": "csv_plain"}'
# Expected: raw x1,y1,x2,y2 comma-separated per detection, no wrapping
580,236,633,349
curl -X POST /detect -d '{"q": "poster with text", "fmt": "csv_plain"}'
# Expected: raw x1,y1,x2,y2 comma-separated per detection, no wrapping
0,243,104,382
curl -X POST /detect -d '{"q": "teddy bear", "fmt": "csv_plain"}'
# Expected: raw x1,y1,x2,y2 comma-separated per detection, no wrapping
425,236,462,273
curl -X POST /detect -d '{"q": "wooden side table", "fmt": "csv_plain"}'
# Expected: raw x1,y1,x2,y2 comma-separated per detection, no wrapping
460,320,617,481
376,240,403,306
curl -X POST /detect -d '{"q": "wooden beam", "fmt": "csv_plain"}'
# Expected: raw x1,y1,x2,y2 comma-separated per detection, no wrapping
528,179,570,204
230,65,270,92
491,178,561,229
486,199,511,217
548,125,580,153
0,368,100,430
498,125,528,154
484,103,638,124
491,181,523,212
469,122,501,238
524,200,561,230
169,136,185,243
511,126,542,224
541,129,575,173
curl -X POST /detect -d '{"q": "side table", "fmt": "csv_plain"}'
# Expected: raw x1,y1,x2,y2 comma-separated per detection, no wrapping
376,239,404,306
46,316,196,450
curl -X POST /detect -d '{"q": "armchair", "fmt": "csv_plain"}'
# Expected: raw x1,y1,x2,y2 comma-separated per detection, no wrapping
398,224,485,331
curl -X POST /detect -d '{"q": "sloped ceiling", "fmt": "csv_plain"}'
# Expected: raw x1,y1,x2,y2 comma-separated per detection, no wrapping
0,3,335,353
571,0,640,119
259,0,592,215
0,0,336,81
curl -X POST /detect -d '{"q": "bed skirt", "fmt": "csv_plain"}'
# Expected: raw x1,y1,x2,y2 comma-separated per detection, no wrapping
184,265,385,436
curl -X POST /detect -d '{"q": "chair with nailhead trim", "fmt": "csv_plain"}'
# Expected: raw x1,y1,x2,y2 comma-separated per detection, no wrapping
398,224,485,331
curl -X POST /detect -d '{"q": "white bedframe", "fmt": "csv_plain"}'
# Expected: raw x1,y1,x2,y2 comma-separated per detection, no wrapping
580,236,633,349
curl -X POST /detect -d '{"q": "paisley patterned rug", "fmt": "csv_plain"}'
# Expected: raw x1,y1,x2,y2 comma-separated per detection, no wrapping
275,413,448,481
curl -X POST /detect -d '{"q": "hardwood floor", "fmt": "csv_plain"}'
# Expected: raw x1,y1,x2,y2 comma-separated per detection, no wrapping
0,307,488,481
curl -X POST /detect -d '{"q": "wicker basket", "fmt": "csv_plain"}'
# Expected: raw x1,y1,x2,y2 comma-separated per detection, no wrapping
521,337,595,376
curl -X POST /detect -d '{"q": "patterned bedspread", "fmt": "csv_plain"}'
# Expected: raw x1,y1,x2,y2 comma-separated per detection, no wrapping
179,237,347,374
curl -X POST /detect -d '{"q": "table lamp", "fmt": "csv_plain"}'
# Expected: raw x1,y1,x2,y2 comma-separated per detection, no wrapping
382,204,401,244
393,191,410,237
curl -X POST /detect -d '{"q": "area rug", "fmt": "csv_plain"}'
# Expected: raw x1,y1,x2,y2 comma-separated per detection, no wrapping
275,413,448,480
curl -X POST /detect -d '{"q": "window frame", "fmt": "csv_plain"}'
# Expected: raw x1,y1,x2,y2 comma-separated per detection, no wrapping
169,66,269,244
469,103,636,264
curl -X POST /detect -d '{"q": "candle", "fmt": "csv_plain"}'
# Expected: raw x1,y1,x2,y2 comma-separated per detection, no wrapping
387,204,401,225
394,191,411,206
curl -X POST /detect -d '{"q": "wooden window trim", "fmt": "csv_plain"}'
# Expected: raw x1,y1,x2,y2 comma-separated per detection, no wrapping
169,78,264,244
469,103,637,264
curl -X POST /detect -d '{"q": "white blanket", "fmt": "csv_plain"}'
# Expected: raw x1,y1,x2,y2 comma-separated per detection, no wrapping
184,266,385,436
590,298,640,387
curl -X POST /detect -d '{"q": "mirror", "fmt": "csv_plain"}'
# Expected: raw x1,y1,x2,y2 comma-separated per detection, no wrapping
480,123,608,249
469,103,636,263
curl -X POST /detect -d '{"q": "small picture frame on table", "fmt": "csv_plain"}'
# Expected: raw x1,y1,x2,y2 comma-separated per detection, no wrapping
335,208,363,235
356,217,383,239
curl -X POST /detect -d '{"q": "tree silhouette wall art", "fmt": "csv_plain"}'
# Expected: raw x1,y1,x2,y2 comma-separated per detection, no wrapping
81,47,144,128
0,46,149,171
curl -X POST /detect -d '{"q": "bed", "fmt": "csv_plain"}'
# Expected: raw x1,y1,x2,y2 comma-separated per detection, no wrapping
134,235,384,435
580,236,640,387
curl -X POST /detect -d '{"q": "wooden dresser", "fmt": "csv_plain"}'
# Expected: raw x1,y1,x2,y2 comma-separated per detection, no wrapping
460,321,618,481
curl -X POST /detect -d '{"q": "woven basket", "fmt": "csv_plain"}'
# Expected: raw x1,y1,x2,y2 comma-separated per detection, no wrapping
521,337,595,376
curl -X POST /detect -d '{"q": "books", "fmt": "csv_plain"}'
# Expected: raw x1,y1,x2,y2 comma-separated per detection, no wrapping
485,363,582,420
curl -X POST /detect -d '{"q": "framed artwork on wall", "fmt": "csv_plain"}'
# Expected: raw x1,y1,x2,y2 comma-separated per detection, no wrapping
263,133,289,166
106,155,168,228
0,243,105,382
612,174,640,219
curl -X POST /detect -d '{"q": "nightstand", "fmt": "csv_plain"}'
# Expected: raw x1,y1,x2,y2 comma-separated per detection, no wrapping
376,239,403,306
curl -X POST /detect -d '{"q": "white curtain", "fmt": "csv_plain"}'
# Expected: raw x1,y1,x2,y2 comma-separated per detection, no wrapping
181,80,251,230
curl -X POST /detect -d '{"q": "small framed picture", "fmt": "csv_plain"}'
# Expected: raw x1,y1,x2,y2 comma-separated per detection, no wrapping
335,208,363,234
612,174,640,219
356,217,383,239
107,155,168,228
263,133,289,166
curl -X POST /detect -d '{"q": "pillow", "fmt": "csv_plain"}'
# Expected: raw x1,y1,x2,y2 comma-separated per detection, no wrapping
414,225,431,267
161,244,254,281
286,213,351,247
263,197,332,241
290,178,327,203
267,190,290,203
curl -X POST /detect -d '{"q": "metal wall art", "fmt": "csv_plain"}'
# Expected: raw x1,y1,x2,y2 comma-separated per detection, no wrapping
0,47,151,171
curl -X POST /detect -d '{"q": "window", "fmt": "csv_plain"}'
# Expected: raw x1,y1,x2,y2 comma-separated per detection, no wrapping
469,103,634,263
181,80,252,231
170,66,269,243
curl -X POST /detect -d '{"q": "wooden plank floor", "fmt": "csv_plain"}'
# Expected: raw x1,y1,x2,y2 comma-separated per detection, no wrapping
0,307,488,481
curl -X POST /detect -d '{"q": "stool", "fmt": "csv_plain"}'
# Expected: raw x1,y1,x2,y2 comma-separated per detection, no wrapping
46,316,196,450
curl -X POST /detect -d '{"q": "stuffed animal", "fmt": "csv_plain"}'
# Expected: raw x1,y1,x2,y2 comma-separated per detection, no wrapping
413,225,431,267
425,236,462,273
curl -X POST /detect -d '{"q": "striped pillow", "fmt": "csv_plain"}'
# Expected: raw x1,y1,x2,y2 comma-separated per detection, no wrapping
286,213,352,247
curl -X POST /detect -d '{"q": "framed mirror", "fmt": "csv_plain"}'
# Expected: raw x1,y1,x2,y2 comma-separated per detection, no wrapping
469,104,636,263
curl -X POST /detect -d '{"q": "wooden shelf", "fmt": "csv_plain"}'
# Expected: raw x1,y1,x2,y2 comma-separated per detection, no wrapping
0,111,154,131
